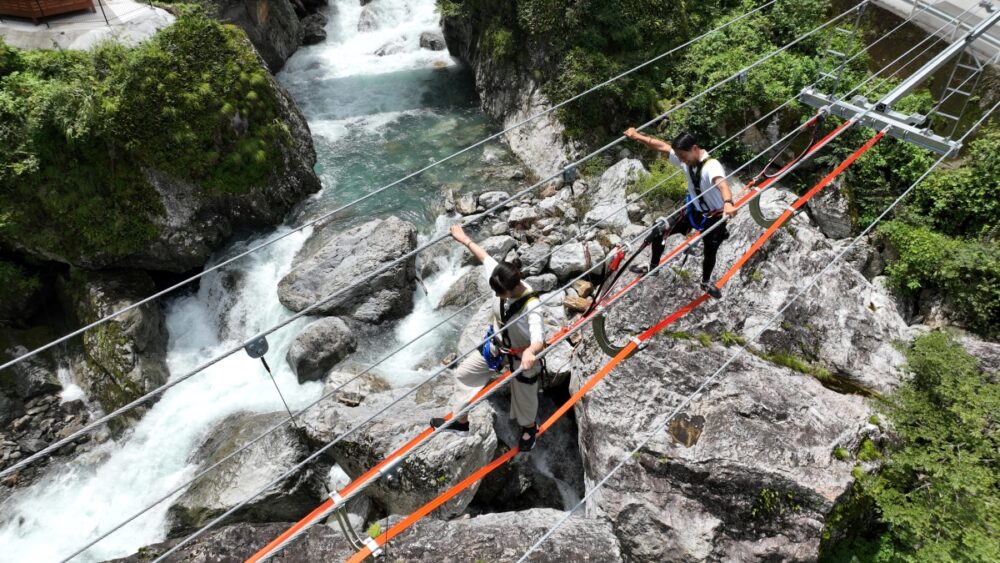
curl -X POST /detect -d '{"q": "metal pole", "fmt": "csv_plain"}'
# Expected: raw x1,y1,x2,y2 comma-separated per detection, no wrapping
96,0,110,26
32,0,51,28
878,7,1000,110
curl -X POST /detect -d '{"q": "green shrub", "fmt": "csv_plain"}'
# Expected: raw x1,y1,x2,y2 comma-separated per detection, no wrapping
880,221,1000,338
867,332,999,561
824,332,1000,561
0,260,42,319
905,129,1000,239
630,159,687,211
856,439,881,462
833,447,850,461
720,330,746,346
0,14,291,264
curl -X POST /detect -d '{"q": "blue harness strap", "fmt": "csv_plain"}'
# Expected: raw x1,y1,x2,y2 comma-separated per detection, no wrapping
481,326,506,371
685,194,710,231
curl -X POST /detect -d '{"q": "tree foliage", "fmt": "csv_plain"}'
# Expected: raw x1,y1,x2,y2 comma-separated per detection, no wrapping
0,13,291,264
823,332,999,562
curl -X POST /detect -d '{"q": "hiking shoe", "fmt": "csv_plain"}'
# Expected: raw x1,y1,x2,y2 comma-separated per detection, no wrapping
518,424,538,452
430,417,469,432
701,282,723,299
629,264,659,277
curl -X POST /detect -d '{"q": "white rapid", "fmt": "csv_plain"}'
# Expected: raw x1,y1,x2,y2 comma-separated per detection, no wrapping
0,228,315,562
0,1,510,559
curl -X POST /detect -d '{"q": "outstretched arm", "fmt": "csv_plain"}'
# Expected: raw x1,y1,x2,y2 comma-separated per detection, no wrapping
625,127,672,154
451,224,489,264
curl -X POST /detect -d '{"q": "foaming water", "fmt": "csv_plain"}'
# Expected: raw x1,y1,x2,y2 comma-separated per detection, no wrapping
0,228,315,562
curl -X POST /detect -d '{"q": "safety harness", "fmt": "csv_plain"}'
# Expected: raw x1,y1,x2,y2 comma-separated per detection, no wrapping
686,156,723,230
482,291,544,384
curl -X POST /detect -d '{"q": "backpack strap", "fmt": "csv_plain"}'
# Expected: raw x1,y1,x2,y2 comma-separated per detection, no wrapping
499,291,539,326
688,157,718,213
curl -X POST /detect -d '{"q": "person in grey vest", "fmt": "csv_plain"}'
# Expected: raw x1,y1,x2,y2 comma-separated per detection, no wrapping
624,129,737,298
431,224,545,452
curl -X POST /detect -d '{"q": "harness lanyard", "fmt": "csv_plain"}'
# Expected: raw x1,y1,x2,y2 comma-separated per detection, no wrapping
498,293,537,373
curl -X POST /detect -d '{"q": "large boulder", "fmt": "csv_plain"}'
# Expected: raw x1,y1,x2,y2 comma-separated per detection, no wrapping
59,270,168,433
126,74,320,273
518,242,552,276
214,0,304,72
286,317,358,383
278,217,418,323
461,235,516,267
167,411,327,536
549,243,588,281
419,30,447,51
584,159,647,231
0,345,60,401
300,12,328,46
114,509,621,562
437,267,489,309
300,379,497,517
566,188,913,560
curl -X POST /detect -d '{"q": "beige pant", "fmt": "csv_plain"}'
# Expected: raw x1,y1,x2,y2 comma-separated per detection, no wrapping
452,352,540,427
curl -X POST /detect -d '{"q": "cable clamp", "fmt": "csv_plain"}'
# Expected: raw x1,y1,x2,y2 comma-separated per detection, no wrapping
330,491,345,505
363,536,384,557
630,336,648,350
786,203,797,213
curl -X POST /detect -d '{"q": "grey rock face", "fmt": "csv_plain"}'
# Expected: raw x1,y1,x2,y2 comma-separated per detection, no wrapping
114,509,621,562
806,183,854,239
60,270,168,433
419,30,446,51
216,0,303,72
300,382,497,517
441,14,575,179
570,334,872,562
2,345,60,401
437,267,489,309
461,235,516,267
301,12,328,45
584,159,647,231
167,411,326,536
286,317,357,383
549,242,590,280
565,189,914,560
278,217,418,323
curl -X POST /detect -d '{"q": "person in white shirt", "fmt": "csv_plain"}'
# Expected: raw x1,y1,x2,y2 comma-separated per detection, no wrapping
623,129,737,298
431,224,546,452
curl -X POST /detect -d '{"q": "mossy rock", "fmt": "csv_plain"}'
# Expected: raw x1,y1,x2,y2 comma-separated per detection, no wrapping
0,14,319,272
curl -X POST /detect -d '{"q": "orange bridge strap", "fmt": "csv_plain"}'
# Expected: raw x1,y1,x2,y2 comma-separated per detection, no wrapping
346,130,884,562
245,367,517,563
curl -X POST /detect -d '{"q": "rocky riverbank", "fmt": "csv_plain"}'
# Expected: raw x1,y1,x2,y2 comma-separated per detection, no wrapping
107,143,999,561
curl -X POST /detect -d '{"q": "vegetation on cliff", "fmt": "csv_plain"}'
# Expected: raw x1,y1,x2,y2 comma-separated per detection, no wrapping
822,331,999,562
0,12,292,267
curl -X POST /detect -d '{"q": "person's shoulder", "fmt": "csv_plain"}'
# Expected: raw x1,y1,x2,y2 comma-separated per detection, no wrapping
704,157,726,176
